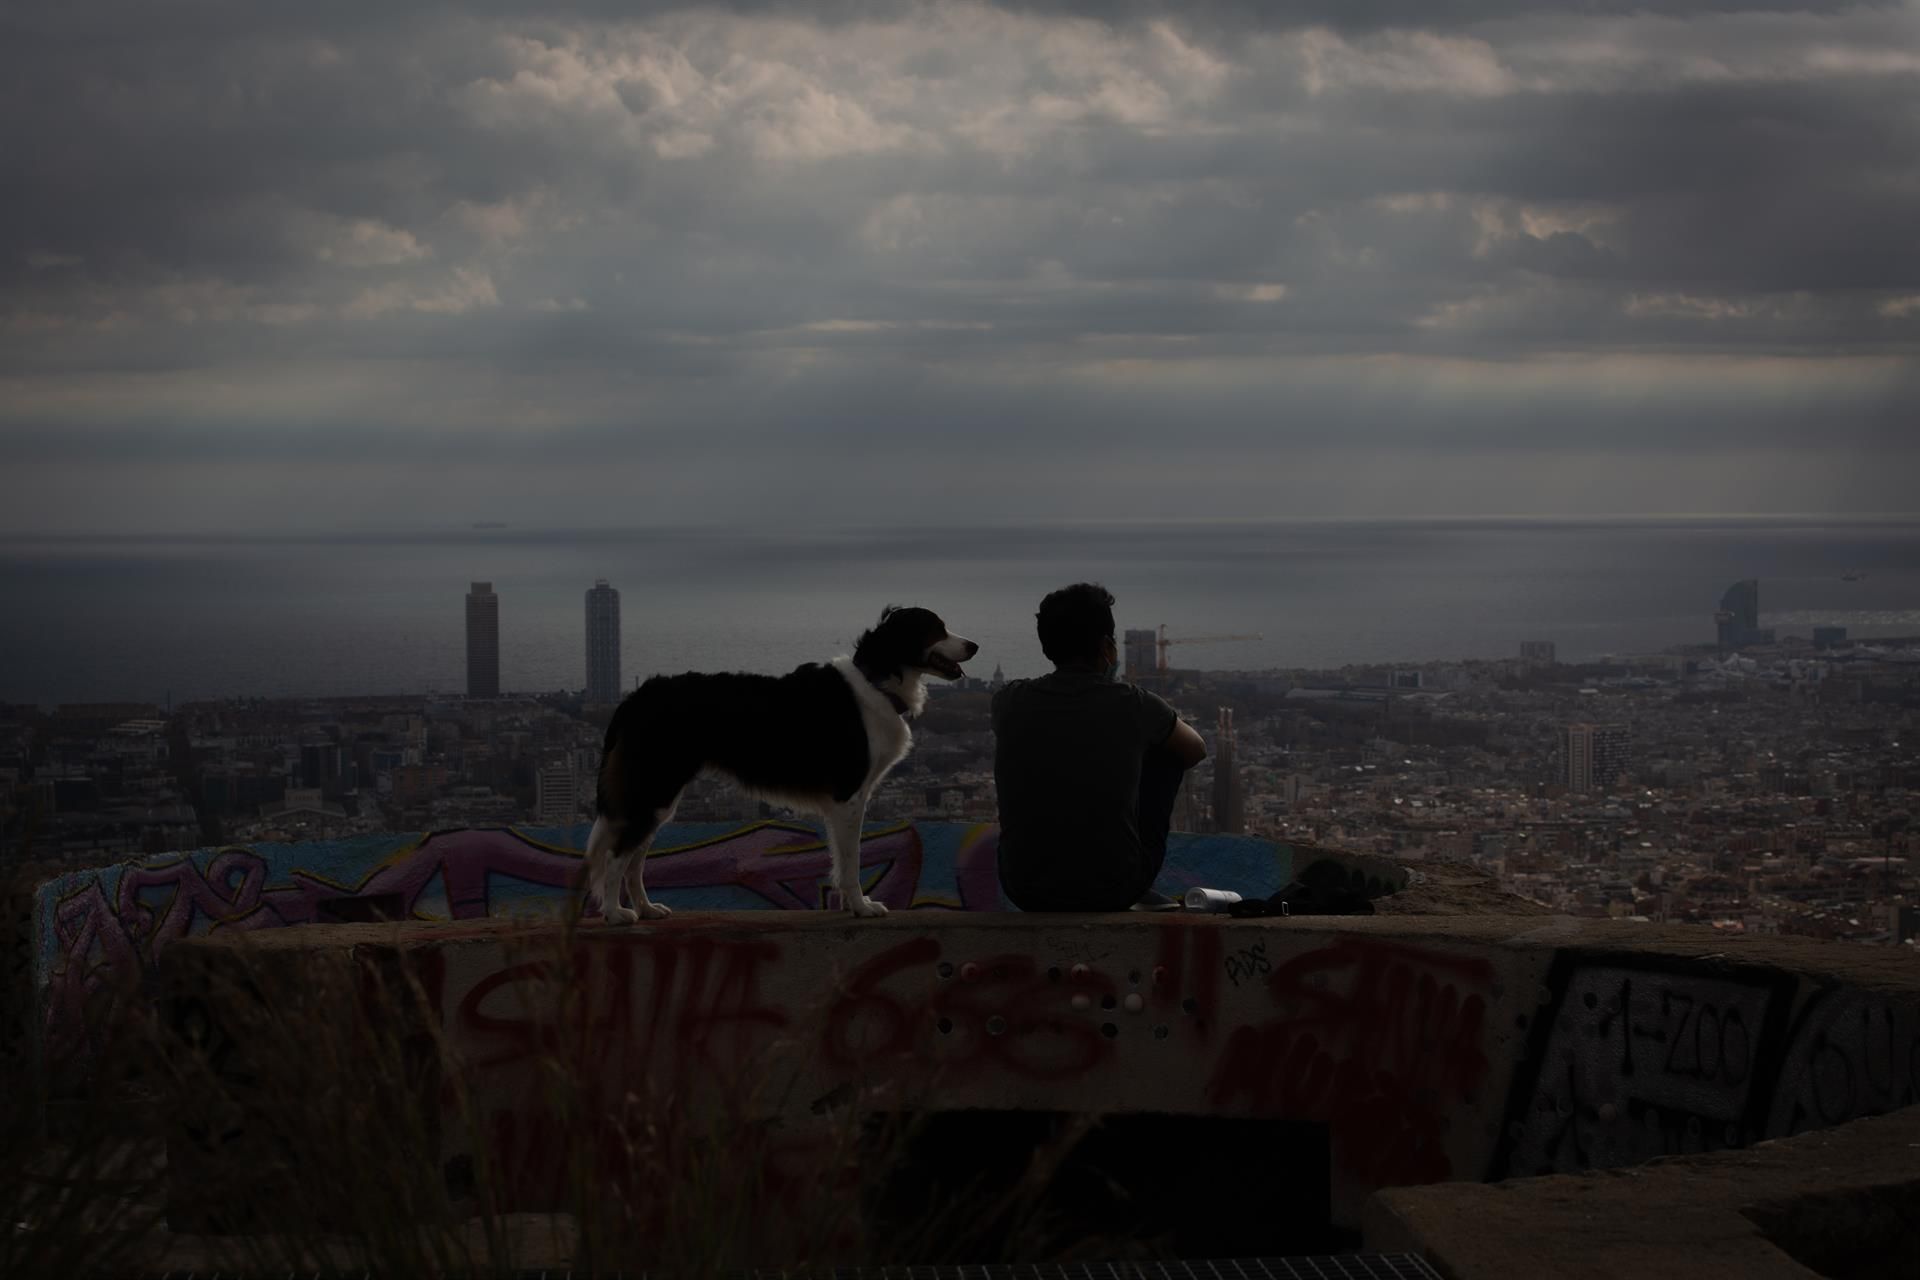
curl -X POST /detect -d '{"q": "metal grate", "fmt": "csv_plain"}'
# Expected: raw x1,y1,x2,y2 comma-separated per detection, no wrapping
148,1255,1444,1280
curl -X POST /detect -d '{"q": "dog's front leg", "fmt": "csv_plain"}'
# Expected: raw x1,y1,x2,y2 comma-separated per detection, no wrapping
619,803,676,923
827,798,887,918
621,847,672,922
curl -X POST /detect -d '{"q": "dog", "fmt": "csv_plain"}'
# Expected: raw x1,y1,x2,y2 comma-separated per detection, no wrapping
584,606,978,923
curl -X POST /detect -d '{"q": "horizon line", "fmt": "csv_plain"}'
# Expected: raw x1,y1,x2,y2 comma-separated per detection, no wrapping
6,511,1920,543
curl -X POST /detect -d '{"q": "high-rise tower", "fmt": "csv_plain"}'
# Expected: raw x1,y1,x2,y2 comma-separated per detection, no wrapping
466,582,499,698
1715,580,1773,648
585,579,621,706
1211,706,1245,834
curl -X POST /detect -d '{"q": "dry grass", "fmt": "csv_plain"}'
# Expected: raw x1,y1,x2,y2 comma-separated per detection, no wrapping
5,914,1137,1276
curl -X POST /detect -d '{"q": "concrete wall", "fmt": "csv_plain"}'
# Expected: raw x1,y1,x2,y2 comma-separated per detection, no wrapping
162,913,1920,1230
427,916,1513,1223
32,821,1292,1060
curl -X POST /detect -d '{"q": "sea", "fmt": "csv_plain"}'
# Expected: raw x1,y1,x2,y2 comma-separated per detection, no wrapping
3,517,1918,707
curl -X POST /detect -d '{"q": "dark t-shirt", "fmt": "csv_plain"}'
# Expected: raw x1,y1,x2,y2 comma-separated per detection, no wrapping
991,669,1179,911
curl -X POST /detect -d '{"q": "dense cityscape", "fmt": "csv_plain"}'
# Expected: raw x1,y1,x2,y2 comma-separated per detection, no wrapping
4,576,1915,946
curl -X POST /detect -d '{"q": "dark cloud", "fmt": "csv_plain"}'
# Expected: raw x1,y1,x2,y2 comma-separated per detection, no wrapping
1,0,1916,531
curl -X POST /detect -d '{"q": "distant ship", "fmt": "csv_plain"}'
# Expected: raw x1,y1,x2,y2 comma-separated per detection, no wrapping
1841,570,1866,582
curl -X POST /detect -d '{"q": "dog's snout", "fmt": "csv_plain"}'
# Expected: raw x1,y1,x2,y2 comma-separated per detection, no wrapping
964,639,980,659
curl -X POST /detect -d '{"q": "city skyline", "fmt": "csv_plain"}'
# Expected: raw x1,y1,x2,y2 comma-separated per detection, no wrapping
9,528,1910,709
11,625,1913,941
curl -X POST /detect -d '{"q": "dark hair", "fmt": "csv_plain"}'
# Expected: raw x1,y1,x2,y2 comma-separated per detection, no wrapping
1036,582,1116,665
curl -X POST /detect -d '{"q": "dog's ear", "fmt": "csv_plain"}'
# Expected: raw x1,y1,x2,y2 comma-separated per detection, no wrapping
855,605,913,671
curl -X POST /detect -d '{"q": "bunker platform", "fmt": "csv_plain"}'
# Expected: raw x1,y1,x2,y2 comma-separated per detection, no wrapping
157,908,1920,1250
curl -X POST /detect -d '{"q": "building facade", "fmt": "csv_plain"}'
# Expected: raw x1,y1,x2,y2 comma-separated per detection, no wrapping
1560,722,1631,794
536,761,581,825
1716,579,1775,649
1124,629,1159,682
466,582,499,699
1520,640,1557,666
585,579,622,706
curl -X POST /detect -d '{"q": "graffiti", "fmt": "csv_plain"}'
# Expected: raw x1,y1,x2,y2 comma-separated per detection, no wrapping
1497,963,1779,1178
816,925,1240,1082
142,893,1920,1233
1223,940,1271,989
434,928,1257,1209
44,882,142,1059
34,821,1291,1060
33,823,929,1054
1769,989,1920,1138
444,933,793,1209
1207,938,1495,1187
1152,922,1224,1038
452,935,789,1085
445,918,1247,1200
821,937,1120,1081
45,852,283,1057
1495,955,1920,1180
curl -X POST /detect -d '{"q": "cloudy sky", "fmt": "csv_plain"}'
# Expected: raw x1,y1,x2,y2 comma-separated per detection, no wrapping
4,0,1917,532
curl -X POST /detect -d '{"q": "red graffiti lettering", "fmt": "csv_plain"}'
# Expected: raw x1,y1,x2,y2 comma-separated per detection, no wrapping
821,938,1119,1081
1206,938,1494,1187
1153,922,1223,1033
452,936,789,1097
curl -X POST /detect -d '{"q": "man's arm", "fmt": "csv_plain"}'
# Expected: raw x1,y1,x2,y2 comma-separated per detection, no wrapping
1164,716,1207,769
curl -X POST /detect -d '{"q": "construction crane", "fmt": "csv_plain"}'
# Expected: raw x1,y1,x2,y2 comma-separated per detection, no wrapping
1157,624,1262,671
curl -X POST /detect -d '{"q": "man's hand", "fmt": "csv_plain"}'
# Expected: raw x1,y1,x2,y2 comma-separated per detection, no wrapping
1166,717,1207,769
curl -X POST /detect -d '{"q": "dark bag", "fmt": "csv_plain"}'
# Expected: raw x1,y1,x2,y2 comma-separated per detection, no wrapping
1227,857,1382,917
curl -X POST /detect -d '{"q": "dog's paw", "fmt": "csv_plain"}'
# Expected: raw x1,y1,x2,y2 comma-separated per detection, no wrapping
848,896,889,918
603,904,640,926
637,901,672,921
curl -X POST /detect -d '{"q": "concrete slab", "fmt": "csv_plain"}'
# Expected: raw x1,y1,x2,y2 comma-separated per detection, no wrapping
1365,1104,1920,1279
158,911,1920,1237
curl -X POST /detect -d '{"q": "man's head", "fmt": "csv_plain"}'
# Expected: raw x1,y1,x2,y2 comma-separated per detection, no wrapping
1037,582,1117,671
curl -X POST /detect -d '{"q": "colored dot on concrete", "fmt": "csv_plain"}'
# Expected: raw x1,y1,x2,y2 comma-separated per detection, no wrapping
1124,993,1145,1013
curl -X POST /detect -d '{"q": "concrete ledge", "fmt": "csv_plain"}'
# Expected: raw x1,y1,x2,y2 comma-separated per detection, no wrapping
1364,1104,1920,1279
158,912,1920,1236
31,821,1307,1066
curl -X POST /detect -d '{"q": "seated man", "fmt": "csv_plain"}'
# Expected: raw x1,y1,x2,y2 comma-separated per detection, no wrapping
993,582,1207,911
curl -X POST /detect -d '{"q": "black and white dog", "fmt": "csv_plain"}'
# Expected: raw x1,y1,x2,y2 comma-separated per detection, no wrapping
585,606,978,923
